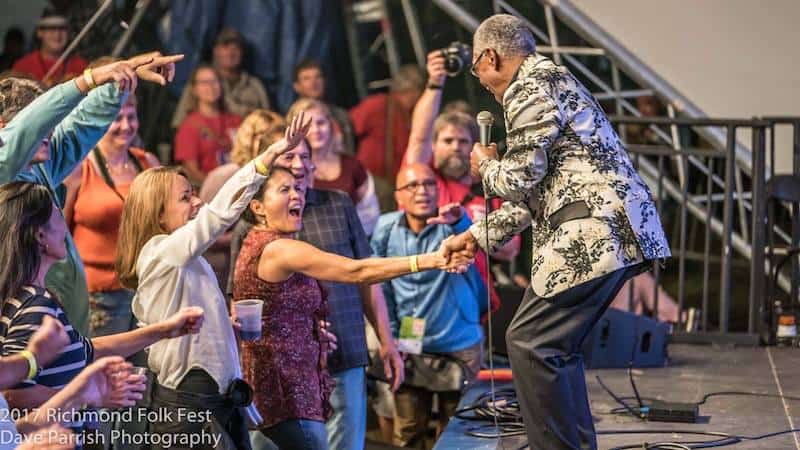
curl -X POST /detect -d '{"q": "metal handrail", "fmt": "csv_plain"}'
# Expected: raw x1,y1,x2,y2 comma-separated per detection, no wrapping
539,0,755,177
611,116,769,128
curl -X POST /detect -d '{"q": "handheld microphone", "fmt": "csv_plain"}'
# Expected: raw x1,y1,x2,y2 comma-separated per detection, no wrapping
476,111,494,146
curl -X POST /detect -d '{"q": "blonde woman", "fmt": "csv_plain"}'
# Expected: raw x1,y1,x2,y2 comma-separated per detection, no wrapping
287,99,380,234
115,112,311,447
0,182,204,448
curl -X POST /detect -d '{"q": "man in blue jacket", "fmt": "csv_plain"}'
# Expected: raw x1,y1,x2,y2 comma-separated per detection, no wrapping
371,163,486,447
0,53,181,334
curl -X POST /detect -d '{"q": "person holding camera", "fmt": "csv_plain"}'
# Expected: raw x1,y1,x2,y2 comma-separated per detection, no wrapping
404,48,521,315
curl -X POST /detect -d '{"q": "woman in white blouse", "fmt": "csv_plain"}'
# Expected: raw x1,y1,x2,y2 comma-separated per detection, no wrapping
115,113,312,448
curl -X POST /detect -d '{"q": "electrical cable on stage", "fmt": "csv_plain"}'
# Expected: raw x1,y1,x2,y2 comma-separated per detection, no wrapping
595,375,645,420
600,428,800,449
696,391,800,406
454,387,526,438
454,382,800,448
597,369,800,417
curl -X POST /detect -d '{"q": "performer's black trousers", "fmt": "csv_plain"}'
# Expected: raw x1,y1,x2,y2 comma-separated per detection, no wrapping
506,265,640,450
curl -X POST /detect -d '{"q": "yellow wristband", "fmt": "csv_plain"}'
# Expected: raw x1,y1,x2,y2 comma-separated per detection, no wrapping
82,68,97,90
409,255,419,273
254,159,270,176
19,350,38,380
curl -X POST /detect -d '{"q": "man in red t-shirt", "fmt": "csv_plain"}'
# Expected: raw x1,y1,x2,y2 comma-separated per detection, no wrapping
404,50,521,313
350,65,424,210
12,13,87,87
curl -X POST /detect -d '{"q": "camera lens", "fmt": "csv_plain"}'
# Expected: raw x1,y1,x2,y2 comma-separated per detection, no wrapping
444,57,463,76
441,42,472,77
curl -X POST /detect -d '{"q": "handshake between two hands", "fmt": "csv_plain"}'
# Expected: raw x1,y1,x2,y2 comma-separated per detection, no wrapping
437,231,479,274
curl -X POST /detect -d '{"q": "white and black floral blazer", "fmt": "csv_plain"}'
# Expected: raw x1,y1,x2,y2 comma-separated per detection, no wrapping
469,54,671,298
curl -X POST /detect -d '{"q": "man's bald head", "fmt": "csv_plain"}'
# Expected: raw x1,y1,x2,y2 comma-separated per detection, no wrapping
395,163,438,221
396,163,435,189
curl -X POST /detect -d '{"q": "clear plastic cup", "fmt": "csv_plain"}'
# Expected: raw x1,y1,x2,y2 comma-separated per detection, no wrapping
233,299,264,341
131,366,148,377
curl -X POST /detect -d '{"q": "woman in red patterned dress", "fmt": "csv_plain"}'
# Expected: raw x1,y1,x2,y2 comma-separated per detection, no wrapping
232,165,472,449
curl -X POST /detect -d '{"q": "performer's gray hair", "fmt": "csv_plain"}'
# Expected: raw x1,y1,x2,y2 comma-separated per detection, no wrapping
473,14,536,58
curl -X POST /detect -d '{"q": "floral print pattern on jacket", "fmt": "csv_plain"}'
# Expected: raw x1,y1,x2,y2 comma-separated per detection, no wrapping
469,54,670,298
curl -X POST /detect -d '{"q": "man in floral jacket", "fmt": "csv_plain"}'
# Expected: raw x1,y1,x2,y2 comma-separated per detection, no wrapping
445,14,671,450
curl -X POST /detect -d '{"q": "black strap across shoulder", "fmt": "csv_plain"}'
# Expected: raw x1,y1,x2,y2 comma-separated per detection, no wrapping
92,147,145,201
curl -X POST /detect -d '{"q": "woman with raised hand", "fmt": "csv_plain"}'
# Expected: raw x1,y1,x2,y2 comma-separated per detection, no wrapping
115,112,312,448
0,182,204,449
231,162,471,449
198,109,285,289
0,51,182,336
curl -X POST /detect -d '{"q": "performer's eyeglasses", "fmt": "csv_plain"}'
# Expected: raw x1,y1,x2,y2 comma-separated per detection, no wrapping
470,50,487,78
395,179,437,193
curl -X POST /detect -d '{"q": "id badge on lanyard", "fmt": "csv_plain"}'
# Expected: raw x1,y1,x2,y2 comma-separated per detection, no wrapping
398,316,426,355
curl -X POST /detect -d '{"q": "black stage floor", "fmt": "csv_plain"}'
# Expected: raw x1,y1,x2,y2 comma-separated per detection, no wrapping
434,344,800,450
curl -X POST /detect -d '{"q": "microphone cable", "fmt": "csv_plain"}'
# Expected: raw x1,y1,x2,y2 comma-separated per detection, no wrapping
482,176,503,448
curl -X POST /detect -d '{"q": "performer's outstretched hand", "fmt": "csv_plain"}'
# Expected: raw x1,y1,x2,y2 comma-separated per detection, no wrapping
441,231,478,264
437,234,478,274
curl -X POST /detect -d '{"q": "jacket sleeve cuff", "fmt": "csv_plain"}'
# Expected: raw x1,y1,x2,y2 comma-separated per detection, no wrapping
468,222,493,253
478,158,498,195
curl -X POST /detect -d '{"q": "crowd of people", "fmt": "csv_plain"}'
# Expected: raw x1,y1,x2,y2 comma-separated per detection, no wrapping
0,6,674,450
0,5,511,449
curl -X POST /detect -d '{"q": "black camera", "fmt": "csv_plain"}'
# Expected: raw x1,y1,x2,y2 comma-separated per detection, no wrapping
440,41,472,77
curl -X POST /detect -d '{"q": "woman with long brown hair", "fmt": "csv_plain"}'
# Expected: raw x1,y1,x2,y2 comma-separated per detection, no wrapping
0,181,204,448
116,112,311,448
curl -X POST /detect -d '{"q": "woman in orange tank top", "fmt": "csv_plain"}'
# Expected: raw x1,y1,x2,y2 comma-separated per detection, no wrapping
64,94,160,340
